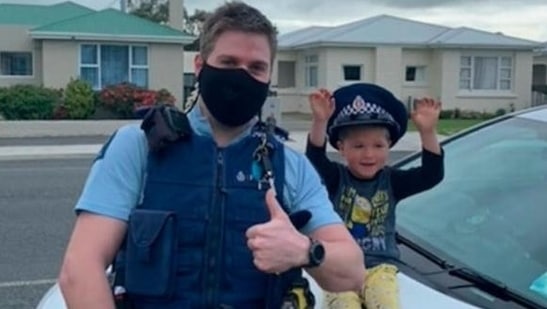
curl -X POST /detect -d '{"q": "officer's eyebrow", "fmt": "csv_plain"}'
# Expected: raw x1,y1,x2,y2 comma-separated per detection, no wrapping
217,54,269,70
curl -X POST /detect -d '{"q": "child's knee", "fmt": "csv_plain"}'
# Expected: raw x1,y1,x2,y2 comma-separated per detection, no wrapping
324,291,362,309
360,264,401,309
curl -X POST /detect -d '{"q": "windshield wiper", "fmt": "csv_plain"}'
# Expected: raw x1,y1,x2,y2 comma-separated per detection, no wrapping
397,232,544,308
447,267,507,296
396,232,455,269
448,268,544,309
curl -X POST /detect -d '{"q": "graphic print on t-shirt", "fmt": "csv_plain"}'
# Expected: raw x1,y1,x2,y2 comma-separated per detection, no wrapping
338,187,390,252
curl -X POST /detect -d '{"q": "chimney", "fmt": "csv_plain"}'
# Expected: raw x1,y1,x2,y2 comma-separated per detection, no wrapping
169,0,184,31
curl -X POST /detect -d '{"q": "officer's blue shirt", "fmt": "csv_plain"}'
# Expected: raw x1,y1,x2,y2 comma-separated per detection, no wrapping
75,106,342,234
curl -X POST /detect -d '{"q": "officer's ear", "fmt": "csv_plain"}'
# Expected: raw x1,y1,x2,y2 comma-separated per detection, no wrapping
194,54,204,78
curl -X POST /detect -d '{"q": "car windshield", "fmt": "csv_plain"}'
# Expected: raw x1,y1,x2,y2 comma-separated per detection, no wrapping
396,110,547,307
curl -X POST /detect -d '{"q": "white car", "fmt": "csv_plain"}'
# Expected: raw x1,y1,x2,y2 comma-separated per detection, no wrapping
37,106,547,308
36,269,478,309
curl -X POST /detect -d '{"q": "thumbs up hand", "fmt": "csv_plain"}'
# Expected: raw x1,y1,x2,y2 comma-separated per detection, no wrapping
246,189,312,274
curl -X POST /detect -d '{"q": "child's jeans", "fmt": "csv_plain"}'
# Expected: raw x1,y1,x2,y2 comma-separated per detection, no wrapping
323,263,400,309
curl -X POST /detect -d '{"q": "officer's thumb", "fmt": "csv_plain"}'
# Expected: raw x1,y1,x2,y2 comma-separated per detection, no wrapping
265,189,288,221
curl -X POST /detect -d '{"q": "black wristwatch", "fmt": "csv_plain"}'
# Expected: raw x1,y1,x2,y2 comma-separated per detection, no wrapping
304,237,325,268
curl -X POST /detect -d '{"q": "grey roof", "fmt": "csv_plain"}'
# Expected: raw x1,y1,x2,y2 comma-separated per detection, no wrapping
279,15,541,50
536,42,547,55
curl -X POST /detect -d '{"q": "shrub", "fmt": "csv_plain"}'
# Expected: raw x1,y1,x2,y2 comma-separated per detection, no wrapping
62,78,95,119
97,83,176,119
439,109,455,119
494,108,507,117
0,84,61,120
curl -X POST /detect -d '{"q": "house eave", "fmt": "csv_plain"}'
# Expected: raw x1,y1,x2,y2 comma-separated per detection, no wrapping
427,43,539,51
279,41,539,51
29,31,195,45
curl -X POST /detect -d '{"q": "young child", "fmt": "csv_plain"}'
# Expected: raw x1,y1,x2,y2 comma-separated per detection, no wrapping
306,83,445,309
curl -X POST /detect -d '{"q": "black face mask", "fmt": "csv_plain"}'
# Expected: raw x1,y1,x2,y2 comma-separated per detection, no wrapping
198,62,270,127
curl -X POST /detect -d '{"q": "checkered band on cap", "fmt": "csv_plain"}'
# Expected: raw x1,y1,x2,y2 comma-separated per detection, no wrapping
333,95,395,124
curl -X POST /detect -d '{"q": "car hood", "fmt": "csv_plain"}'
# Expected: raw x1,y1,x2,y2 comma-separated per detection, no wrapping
36,271,480,309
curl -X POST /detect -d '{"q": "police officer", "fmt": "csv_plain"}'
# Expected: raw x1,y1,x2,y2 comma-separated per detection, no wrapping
58,2,365,308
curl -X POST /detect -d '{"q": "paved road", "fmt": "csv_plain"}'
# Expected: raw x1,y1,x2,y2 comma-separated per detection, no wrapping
0,148,413,308
0,158,92,309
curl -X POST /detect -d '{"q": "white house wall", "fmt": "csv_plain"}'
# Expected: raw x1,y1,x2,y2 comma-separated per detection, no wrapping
374,46,403,97
401,49,438,109
534,55,547,66
513,51,534,109
148,43,184,106
272,51,297,89
42,40,78,89
439,49,533,112
324,47,376,87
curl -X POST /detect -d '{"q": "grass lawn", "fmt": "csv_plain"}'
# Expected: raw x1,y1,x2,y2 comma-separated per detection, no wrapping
407,119,485,136
283,112,486,136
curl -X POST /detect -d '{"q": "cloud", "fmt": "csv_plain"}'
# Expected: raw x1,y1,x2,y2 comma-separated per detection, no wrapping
365,0,547,8
8,0,547,41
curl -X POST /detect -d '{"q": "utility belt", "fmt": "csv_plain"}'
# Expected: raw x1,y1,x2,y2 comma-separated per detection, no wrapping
280,276,316,309
112,276,315,309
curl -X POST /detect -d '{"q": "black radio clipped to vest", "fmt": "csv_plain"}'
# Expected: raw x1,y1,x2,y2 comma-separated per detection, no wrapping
140,104,193,153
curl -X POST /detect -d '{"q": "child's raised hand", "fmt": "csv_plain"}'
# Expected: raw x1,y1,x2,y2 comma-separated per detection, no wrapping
309,88,335,123
411,97,441,133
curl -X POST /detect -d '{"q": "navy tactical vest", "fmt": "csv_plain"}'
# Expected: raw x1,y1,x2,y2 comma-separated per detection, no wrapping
119,125,300,309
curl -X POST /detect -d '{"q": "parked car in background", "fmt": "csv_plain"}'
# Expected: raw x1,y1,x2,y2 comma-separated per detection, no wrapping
37,106,547,309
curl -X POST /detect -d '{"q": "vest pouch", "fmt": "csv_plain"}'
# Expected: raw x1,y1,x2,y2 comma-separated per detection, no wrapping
125,209,177,298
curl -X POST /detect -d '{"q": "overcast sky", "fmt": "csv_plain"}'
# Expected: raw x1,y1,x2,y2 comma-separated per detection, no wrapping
3,0,547,42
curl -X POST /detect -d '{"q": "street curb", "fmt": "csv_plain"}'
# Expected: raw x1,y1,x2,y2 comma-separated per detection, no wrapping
0,153,97,161
0,144,102,161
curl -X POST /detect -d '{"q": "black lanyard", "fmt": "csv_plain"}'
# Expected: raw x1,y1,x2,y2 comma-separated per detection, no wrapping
253,133,277,195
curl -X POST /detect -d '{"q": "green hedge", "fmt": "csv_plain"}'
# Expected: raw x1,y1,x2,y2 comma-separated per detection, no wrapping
0,85,62,120
0,81,177,120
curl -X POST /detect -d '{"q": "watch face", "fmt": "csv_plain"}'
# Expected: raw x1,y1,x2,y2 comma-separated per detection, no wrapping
312,240,325,264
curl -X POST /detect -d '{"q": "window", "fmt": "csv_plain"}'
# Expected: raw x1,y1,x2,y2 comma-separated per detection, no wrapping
343,65,362,81
405,66,426,82
459,56,513,91
79,44,149,89
277,61,296,88
304,55,318,87
183,72,196,102
0,52,33,76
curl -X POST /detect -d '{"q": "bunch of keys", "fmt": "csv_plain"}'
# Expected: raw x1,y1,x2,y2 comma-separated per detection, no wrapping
252,135,277,196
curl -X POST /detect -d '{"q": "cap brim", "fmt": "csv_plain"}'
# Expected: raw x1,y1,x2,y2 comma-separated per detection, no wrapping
328,119,400,150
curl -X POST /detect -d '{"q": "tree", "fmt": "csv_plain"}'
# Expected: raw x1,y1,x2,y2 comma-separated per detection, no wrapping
128,0,169,24
127,0,210,51
182,9,210,51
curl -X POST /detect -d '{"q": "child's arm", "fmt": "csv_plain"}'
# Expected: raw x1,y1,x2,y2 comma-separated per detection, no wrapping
412,97,442,155
305,89,341,196
392,97,444,201
391,149,444,201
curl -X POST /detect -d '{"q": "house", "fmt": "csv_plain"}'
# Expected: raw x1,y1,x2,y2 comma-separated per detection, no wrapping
532,43,547,106
533,43,547,86
273,15,543,114
0,1,194,105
